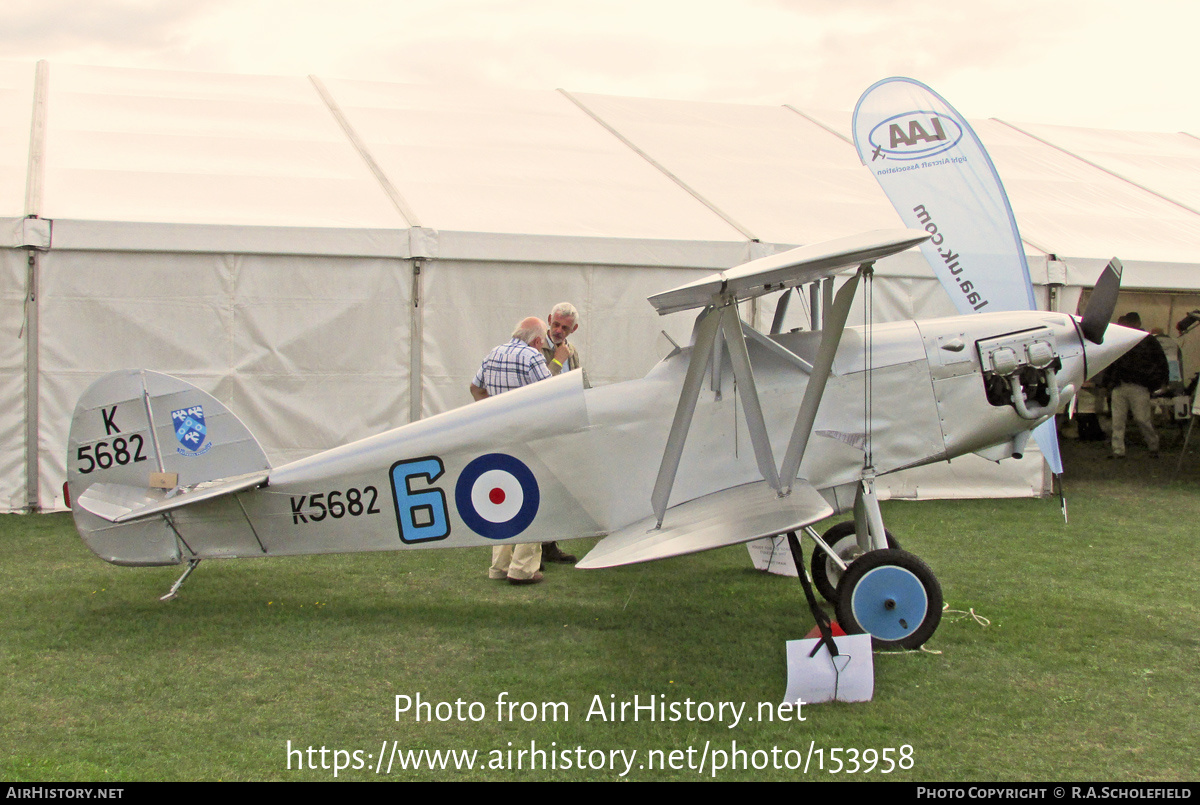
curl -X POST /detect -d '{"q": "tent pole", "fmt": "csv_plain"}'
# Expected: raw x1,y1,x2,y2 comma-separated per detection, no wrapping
23,251,39,511
23,61,50,511
409,258,424,424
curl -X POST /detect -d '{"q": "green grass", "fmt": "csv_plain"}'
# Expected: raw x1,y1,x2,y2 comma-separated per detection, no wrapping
2,439,1198,781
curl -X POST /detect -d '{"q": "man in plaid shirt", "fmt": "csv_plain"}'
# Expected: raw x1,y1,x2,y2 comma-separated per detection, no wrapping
469,317,552,584
469,317,552,400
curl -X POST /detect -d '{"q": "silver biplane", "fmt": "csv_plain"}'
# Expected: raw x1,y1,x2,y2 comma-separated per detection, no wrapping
66,229,1137,648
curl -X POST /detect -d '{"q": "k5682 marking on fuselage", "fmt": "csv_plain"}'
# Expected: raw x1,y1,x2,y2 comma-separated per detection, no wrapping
289,487,382,525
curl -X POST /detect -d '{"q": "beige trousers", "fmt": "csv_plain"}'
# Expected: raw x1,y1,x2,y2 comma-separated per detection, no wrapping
1111,382,1158,455
489,543,542,580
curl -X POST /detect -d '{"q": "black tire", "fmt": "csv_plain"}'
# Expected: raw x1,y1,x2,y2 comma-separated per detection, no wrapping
810,521,899,604
834,548,942,650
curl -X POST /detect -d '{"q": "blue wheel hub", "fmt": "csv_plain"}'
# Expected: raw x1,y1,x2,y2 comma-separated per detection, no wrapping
849,565,929,642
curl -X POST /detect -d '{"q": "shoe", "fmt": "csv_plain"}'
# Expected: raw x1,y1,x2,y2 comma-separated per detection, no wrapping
542,542,577,564
1107,453,1126,460
509,572,544,586
1149,450,1160,458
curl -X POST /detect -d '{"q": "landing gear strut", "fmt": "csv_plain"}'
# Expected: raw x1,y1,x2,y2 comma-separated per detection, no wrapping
809,520,899,604
805,478,942,649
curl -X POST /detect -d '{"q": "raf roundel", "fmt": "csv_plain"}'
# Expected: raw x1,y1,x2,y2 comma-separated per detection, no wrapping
454,453,540,540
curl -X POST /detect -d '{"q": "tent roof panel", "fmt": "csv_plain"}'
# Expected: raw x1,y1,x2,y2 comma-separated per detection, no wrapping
971,119,1200,264
1006,122,1200,213
778,107,1200,266
320,79,747,241
0,61,35,218
39,64,406,228
0,61,1194,275
569,94,904,244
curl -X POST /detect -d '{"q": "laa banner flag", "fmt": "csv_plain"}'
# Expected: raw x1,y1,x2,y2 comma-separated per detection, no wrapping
852,77,1061,474
852,76,1035,313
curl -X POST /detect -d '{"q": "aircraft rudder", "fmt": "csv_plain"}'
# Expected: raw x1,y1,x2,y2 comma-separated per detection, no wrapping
67,369,271,566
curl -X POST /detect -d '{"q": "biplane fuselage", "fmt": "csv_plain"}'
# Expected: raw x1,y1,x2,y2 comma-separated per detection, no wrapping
66,229,1141,646
68,303,1137,570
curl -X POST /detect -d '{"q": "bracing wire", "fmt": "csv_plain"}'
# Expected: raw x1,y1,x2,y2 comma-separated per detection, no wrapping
862,266,875,470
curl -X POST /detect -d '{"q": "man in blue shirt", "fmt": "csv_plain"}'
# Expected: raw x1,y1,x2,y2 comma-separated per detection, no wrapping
470,317,552,401
470,317,552,584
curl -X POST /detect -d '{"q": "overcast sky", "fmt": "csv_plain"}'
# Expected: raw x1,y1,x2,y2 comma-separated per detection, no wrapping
2,0,1197,133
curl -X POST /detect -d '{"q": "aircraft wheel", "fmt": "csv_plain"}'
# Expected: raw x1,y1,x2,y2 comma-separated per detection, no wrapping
834,548,941,649
810,521,899,604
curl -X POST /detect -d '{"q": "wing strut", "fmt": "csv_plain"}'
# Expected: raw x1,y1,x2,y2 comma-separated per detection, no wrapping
645,230,927,529
779,266,864,491
651,264,870,527
651,300,784,526
651,306,722,526
719,305,781,493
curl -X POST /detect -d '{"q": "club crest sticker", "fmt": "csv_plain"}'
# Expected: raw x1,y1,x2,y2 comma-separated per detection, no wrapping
454,453,540,540
171,405,212,457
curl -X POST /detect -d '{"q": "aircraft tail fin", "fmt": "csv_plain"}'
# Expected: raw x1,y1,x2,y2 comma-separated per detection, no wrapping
67,370,271,566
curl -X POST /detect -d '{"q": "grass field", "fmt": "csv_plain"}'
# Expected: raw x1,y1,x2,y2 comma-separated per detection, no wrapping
2,438,1198,782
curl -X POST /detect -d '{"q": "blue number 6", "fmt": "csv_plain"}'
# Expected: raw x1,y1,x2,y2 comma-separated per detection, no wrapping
389,457,450,544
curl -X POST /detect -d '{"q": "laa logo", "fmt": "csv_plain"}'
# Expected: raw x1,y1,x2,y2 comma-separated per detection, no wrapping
867,111,964,161
171,405,212,457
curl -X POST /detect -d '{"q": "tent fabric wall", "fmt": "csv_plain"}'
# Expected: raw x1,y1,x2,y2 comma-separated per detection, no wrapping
420,258,716,416
0,246,27,510
1001,123,1200,216
36,249,413,509
3,61,1199,511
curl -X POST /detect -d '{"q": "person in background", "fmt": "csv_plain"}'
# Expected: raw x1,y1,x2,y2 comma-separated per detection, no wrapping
470,317,552,584
540,302,581,565
1104,312,1168,458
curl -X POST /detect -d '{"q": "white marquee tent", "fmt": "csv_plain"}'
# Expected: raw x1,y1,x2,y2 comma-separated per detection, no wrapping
4,61,1199,513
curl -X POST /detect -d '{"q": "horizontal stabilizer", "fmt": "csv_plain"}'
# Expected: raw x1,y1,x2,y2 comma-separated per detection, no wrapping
577,480,832,569
648,229,928,315
77,471,269,524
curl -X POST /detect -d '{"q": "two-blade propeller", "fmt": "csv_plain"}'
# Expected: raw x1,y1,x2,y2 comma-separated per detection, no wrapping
1080,257,1123,344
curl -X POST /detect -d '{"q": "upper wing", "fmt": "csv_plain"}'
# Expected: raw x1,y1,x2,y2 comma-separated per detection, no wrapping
648,229,928,315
